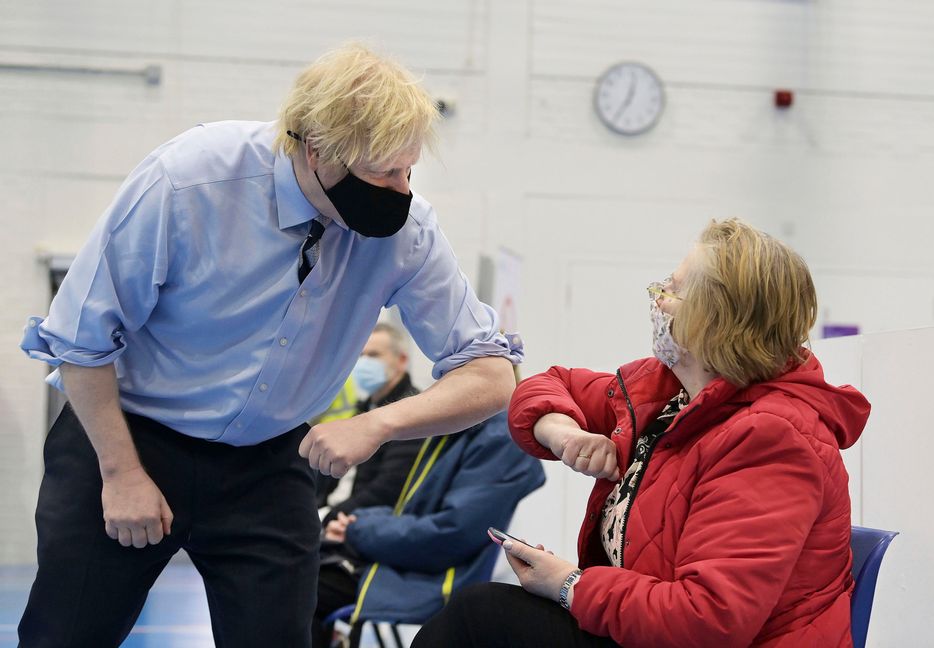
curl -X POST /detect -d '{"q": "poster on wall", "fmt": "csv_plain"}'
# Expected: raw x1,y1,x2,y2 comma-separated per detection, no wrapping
492,247,522,334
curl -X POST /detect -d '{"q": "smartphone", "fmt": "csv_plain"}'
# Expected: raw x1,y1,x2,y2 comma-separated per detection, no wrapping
487,527,534,548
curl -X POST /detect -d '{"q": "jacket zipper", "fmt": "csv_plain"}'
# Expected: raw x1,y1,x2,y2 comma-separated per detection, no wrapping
615,369,638,461
616,432,665,568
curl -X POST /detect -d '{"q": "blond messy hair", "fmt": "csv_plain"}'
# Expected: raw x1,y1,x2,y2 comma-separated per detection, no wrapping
676,218,817,388
274,43,439,168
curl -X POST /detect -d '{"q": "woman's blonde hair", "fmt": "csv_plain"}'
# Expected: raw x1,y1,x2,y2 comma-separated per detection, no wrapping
274,43,439,168
676,218,817,387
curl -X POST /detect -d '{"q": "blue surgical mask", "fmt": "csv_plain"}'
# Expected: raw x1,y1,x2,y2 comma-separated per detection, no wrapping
352,355,388,396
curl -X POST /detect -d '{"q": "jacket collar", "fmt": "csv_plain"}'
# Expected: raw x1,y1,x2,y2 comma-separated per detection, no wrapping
616,354,863,447
617,358,743,444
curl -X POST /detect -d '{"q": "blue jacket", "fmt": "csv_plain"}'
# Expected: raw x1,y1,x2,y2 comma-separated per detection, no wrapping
344,411,546,623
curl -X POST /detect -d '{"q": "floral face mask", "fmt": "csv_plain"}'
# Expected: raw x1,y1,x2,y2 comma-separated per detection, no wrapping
647,277,686,369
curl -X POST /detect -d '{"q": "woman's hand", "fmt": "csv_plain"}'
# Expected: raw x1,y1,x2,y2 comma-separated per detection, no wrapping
502,539,579,605
323,512,357,542
534,413,620,481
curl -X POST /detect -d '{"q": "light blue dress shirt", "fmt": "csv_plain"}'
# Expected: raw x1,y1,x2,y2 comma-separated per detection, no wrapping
21,120,522,445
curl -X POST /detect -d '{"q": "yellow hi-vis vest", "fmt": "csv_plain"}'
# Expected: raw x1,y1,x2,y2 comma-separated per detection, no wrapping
310,377,358,425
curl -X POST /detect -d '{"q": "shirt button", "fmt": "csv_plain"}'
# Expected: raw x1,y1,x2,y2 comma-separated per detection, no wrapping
607,388,615,398
235,422,242,428
613,427,622,435
29,319,38,327
625,539,631,547
664,442,672,449
259,383,268,392
279,337,288,346
588,512,595,521
300,290,307,297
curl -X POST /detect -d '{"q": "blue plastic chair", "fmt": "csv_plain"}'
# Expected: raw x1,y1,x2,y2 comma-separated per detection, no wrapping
850,525,898,648
323,541,504,648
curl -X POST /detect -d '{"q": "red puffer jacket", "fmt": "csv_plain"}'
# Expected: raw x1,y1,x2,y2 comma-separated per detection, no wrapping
508,353,870,648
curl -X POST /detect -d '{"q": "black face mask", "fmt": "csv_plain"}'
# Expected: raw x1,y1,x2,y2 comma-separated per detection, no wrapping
287,130,413,238
315,168,412,238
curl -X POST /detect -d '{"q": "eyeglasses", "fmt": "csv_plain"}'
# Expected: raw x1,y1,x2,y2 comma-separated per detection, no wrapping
647,275,682,301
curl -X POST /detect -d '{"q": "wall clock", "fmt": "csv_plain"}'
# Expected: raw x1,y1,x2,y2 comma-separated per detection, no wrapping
593,62,665,135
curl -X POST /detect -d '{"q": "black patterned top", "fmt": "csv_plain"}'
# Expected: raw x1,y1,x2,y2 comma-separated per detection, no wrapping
600,389,690,567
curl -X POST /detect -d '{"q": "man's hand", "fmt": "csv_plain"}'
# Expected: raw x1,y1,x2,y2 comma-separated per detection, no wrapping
323,512,357,543
502,540,579,605
299,411,388,478
58,363,172,548
101,466,173,548
534,413,620,481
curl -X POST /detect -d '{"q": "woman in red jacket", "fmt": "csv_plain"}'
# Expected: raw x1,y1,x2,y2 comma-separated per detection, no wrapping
414,218,870,648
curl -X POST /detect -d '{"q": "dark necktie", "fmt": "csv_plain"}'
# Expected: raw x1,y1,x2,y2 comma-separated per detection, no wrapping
298,219,326,283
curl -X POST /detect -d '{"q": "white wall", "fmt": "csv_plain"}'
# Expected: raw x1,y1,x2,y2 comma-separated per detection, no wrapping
1,1,933,642
812,328,934,648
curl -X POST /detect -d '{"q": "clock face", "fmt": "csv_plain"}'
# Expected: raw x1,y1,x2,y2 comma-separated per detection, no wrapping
593,62,665,135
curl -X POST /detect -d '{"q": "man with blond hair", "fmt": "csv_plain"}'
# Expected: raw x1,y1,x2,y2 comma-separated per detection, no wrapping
19,43,520,647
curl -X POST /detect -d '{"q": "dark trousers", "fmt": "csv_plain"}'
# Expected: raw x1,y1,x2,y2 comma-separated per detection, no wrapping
18,405,321,648
412,582,621,648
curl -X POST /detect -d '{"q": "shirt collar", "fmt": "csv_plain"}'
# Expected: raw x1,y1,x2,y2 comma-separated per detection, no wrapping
274,151,349,231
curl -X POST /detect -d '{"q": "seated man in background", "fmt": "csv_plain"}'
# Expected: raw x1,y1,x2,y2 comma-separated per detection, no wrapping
316,323,424,523
312,408,546,646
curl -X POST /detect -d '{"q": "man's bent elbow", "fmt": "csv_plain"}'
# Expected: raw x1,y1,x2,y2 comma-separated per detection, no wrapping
482,356,517,411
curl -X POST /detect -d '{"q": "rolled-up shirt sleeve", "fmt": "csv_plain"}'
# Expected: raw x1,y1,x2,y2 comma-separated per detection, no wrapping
20,154,173,379
387,210,523,379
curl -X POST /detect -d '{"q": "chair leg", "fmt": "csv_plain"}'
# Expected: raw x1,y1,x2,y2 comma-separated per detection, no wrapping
372,623,388,648
349,620,393,648
348,621,364,648
389,623,405,648
346,619,411,648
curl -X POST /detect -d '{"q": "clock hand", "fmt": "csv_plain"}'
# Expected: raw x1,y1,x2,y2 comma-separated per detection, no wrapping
612,75,637,123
